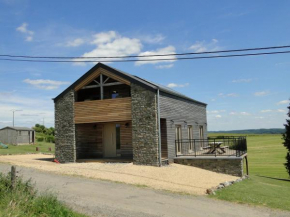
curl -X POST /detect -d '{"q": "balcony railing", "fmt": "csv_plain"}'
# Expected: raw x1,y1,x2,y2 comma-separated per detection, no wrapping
175,136,247,157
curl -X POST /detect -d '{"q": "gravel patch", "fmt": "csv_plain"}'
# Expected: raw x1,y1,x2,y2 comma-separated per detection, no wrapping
0,154,238,195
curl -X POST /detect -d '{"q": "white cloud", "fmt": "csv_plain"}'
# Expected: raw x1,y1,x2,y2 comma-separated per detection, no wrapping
141,34,165,44
166,83,189,88
16,23,34,42
65,38,85,47
136,46,176,66
277,100,290,105
23,79,70,90
232,78,252,83
218,93,238,97
207,110,226,114
255,116,264,119
215,115,222,118
261,109,272,113
227,93,238,97
189,39,221,52
241,112,250,115
76,31,142,65
229,111,250,116
155,64,174,69
91,31,118,45
0,91,54,128
254,91,268,96
277,109,286,113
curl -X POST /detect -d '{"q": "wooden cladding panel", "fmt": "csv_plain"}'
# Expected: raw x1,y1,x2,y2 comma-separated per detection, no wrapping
74,98,132,124
74,67,130,91
119,121,133,157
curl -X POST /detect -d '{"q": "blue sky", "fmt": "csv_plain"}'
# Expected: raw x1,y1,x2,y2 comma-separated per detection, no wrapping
0,0,289,130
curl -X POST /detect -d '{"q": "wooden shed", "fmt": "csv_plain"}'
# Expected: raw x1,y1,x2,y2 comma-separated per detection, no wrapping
0,126,35,145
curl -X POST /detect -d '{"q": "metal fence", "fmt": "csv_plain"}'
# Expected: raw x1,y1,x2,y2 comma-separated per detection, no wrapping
175,136,247,157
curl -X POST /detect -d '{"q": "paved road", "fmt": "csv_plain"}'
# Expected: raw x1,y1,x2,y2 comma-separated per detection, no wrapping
0,164,288,217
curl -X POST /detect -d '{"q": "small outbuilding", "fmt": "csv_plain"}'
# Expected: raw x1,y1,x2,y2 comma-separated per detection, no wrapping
0,126,35,145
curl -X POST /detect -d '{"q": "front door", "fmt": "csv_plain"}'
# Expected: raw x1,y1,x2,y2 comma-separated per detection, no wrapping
103,124,116,157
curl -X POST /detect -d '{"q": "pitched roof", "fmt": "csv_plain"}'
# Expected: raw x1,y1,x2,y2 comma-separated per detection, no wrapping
54,63,207,106
0,126,34,131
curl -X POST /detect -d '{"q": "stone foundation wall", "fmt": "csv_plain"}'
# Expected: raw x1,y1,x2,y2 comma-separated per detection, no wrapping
131,83,159,166
55,90,76,163
174,157,244,177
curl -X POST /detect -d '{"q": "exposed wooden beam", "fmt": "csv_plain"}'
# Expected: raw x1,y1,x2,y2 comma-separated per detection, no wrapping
81,82,123,89
100,74,103,100
103,77,109,84
93,80,100,85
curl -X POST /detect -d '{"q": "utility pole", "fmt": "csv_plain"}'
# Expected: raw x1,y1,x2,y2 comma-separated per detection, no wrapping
11,110,22,127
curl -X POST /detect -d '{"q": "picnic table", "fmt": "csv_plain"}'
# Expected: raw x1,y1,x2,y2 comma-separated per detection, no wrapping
206,142,227,154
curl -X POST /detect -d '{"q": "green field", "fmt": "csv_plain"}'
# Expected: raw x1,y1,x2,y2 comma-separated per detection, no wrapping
209,133,290,211
0,142,55,155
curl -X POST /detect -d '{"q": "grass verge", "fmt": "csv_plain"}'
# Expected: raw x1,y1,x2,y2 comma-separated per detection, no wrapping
210,175,290,211
0,142,55,155
0,171,86,217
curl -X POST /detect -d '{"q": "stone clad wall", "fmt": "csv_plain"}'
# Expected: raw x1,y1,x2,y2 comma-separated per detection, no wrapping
174,157,244,177
55,90,76,163
131,83,159,166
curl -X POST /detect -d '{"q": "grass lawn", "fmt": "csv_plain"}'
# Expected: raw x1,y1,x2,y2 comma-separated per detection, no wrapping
209,133,290,211
210,176,290,211
0,142,55,155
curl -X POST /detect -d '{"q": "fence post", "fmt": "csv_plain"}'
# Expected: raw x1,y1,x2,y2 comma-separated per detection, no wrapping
11,166,16,190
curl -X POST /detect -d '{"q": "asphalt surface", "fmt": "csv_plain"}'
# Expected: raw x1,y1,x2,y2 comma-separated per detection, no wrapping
0,163,288,217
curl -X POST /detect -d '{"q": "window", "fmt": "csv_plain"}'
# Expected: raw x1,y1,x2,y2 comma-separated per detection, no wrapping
199,126,204,147
188,125,193,151
116,124,121,150
175,125,182,153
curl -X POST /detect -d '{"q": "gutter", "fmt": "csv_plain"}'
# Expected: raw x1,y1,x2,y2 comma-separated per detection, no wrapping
157,88,162,167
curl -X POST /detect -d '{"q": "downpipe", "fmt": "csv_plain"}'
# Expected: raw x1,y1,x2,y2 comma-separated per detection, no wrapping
157,88,162,167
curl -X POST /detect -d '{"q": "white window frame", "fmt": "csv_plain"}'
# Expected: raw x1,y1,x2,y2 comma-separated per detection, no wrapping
175,125,182,154
188,125,193,152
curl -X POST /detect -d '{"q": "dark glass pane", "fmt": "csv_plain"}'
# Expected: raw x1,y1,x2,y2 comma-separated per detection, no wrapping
116,124,121,150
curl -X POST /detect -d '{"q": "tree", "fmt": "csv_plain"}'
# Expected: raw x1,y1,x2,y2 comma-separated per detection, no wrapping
282,101,290,177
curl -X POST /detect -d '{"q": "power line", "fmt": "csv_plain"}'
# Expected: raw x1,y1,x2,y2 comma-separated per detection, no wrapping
0,45,290,59
0,50,290,63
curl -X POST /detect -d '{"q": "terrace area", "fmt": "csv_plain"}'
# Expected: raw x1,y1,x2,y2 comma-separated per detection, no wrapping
175,136,247,158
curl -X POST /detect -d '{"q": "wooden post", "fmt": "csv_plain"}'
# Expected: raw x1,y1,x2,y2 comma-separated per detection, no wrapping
245,156,249,175
11,166,16,190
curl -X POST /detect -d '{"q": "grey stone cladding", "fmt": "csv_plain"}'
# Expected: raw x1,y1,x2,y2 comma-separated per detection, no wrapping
55,90,76,163
174,157,244,177
131,83,159,166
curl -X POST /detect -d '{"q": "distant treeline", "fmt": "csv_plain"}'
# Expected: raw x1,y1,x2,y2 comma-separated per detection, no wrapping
209,128,285,134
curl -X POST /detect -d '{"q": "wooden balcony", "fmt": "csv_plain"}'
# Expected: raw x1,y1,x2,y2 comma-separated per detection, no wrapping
74,97,132,124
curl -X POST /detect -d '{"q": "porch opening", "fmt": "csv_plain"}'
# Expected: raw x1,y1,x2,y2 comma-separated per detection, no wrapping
75,121,133,161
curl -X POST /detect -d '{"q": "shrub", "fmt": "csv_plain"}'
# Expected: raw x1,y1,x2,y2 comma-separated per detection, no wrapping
46,135,55,143
37,137,44,142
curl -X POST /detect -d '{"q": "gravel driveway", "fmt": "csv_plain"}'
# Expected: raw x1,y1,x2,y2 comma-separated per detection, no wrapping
0,163,288,217
0,154,238,195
